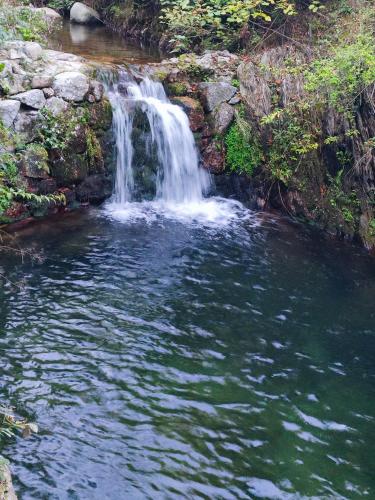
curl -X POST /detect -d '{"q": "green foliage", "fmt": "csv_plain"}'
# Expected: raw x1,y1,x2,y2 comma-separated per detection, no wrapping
225,110,262,175
160,0,302,50
0,0,49,43
37,108,85,151
261,105,319,184
305,33,375,114
327,169,360,225
0,405,38,442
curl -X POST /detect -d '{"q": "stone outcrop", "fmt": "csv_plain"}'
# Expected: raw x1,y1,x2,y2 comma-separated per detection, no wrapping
0,41,114,225
70,2,102,25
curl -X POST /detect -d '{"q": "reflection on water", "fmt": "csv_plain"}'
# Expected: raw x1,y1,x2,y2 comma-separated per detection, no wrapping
49,20,160,64
0,209,375,499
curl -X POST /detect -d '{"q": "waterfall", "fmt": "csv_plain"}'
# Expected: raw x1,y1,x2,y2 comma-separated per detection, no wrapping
104,71,211,206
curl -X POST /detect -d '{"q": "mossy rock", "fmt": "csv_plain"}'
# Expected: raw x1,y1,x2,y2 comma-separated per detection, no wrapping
50,152,89,186
166,82,188,97
88,99,113,131
20,143,50,179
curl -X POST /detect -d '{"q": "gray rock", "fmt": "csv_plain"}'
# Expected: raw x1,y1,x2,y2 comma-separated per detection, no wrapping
90,80,104,102
32,75,53,89
0,100,21,128
24,42,43,61
53,71,90,102
198,82,237,112
4,41,42,61
35,7,62,22
211,102,235,135
5,74,28,95
70,2,101,25
43,88,55,98
14,111,39,143
13,89,46,109
45,96,69,116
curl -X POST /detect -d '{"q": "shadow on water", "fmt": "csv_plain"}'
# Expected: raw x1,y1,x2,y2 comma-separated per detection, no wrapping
0,207,375,499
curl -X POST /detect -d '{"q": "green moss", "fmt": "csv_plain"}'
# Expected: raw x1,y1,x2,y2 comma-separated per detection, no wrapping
225,113,263,176
166,82,188,96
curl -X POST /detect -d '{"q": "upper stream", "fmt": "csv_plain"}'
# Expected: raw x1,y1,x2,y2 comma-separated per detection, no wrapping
0,22,375,500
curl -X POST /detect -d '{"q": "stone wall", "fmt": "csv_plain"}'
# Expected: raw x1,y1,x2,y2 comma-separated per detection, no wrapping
0,41,114,225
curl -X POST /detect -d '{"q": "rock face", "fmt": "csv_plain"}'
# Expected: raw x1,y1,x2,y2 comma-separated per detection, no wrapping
70,2,101,25
198,82,237,112
53,72,90,102
237,45,375,251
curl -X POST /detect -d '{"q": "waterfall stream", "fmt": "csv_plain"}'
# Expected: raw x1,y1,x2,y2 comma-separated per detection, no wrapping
104,71,211,207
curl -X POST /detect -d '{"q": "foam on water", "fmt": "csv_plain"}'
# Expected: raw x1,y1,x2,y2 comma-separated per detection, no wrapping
105,196,257,228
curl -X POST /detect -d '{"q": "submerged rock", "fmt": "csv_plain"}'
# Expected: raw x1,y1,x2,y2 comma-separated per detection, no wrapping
70,2,102,25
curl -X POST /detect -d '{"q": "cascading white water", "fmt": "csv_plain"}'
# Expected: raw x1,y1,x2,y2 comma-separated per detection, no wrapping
105,72,211,206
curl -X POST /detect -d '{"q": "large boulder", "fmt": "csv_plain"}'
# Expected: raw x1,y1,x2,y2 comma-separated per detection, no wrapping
53,71,89,102
12,89,46,110
198,82,237,112
0,100,20,128
70,2,101,25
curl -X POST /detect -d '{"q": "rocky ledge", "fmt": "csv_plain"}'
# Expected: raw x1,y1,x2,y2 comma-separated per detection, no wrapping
0,41,113,225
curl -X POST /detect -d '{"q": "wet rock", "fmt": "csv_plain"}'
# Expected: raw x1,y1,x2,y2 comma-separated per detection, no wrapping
20,145,50,179
90,80,104,102
45,97,69,116
211,102,235,135
37,178,58,195
70,2,102,25
201,140,225,174
12,89,46,110
53,71,90,102
50,151,89,185
88,99,113,131
0,100,20,128
171,96,205,132
198,82,237,112
76,174,112,203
